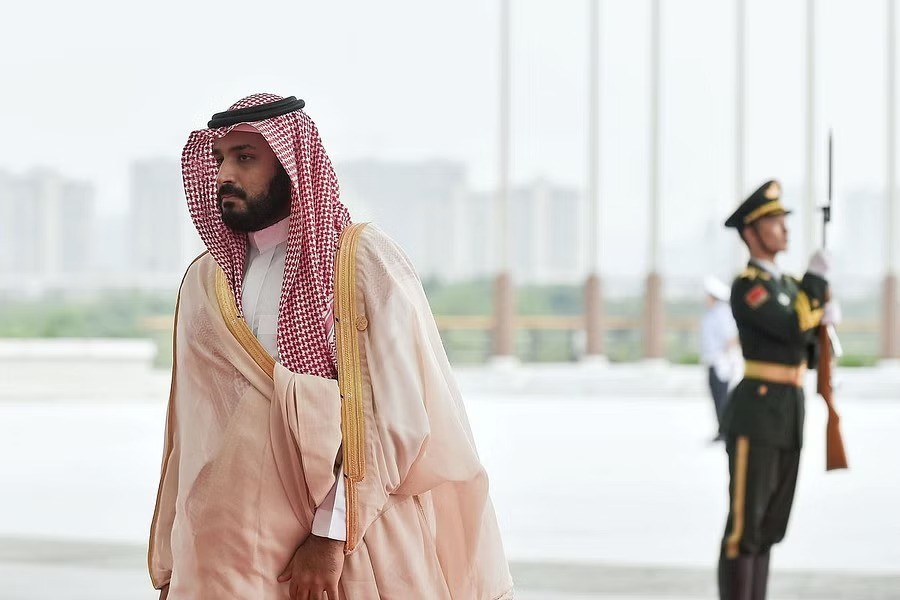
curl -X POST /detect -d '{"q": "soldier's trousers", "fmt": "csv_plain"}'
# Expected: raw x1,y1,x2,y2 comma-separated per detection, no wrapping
718,436,800,600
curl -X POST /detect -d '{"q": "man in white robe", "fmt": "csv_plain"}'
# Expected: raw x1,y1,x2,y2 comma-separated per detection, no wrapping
149,93,513,600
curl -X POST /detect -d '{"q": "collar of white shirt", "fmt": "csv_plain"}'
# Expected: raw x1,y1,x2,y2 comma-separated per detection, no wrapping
248,217,290,253
750,258,782,280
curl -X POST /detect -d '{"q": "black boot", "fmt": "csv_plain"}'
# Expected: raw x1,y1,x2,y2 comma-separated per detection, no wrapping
751,552,770,600
718,554,755,600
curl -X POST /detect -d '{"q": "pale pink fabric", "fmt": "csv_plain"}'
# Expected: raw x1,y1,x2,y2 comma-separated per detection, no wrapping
149,226,513,599
232,123,261,134
248,216,290,253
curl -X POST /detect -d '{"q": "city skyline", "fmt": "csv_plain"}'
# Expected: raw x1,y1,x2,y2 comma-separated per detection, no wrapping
0,157,890,293
1,0,896,278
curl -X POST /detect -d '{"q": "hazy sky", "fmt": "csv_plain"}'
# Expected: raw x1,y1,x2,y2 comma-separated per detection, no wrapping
1,0,897,275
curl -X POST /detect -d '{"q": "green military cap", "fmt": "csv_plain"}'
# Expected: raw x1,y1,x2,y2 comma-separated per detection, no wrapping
724,180,792,229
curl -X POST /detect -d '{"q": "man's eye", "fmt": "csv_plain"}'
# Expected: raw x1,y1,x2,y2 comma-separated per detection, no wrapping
238,154,253,162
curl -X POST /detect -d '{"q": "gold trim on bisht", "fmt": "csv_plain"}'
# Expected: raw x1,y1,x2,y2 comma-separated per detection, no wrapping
726,436,751,559
215,266,276,379
334,222,370,552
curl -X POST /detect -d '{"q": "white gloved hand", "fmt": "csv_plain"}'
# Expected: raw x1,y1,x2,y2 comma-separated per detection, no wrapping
807,249,832,279
712,355,733,382
822,300,842,326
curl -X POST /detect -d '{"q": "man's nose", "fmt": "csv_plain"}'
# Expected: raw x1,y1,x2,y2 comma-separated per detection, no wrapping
216,161,236,188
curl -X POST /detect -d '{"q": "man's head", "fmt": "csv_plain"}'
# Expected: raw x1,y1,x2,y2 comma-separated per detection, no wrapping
181,93,351,377
724,180,791,260
739,213,789,258
213,130,292,232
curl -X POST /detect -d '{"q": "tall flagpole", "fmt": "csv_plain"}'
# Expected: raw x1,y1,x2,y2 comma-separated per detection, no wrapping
884,0,899,360
805,0,818,257
492,0,516,362
584,0,606,360
733,0,746,269
644,0,665,359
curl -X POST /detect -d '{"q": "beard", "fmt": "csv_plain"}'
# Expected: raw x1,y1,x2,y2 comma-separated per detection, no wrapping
217,165,292,232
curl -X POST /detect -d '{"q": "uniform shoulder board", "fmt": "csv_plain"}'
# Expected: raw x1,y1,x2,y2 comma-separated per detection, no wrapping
738,266,761,280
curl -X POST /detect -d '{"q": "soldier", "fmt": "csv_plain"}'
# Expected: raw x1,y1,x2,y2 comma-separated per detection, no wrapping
717,180,836,599
700,275,741,442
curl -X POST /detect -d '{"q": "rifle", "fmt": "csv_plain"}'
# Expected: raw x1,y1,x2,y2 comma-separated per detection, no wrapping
818,130,848,471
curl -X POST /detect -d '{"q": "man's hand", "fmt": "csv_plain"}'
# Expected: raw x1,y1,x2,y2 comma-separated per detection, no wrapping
807,249,832,279
278,534,344,600
159,585,169,600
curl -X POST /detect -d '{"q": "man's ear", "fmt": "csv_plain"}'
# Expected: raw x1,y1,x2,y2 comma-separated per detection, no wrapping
738,225,756,250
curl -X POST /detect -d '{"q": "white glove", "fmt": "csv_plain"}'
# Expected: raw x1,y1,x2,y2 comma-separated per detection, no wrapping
822,300,842,326
807,249,832,279
713,347,743,382
712,355,733,382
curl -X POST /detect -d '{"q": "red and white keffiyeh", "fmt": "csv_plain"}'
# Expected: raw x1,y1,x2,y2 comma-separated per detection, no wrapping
182,93,351,378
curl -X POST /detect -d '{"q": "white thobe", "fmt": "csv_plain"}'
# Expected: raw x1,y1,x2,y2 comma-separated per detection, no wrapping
241,217,346,541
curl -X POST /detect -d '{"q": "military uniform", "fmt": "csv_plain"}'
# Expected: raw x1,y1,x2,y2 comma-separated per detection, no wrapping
718,181,829,600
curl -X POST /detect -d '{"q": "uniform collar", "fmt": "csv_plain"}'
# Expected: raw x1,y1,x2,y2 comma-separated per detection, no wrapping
750,258,782,280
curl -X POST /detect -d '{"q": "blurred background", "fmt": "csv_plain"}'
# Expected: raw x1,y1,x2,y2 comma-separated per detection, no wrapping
0,1,898,598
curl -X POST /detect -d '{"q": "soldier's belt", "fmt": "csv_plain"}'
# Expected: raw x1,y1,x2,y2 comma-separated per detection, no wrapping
744,360,807,387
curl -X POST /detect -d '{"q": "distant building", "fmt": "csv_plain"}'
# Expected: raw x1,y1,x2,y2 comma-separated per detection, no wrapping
0,169,17,276
337,159,478,281
337,162,588,284
129,159,199,276
833,189,882,280
0,168,94,281
509,180,585,284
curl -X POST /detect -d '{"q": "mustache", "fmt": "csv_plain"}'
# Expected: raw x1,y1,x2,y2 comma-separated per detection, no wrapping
217,184,247,204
